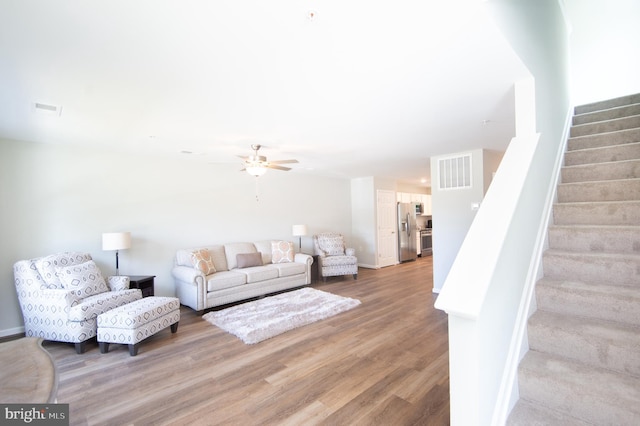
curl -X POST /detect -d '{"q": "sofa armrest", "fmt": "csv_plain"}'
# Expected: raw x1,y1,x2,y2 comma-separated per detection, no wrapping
346,247,356,256
294,253,313,266
172,265,206,285
172,265,208,311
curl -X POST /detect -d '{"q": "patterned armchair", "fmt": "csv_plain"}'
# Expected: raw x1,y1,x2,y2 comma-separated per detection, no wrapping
313,233,358,280
14,252,142,353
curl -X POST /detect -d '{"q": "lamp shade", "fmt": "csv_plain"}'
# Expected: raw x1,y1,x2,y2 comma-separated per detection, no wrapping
292,225,307,237
102,232,131,251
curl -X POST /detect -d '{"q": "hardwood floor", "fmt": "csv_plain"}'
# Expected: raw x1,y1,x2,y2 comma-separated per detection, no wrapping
44,256,449,425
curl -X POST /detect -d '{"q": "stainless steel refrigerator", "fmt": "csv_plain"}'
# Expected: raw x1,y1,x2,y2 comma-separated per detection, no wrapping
397,202,417,262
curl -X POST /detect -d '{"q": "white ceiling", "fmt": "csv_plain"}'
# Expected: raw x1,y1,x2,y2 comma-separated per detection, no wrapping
0,0,532,186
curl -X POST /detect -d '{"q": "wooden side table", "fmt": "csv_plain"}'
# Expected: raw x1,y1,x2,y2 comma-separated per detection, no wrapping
310,255,319,284
128,275,155,297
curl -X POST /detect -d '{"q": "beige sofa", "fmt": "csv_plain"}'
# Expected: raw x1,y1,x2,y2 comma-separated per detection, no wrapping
172,241,313,312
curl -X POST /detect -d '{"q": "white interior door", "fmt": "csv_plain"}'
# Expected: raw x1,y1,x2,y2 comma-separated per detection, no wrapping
377,189,398,267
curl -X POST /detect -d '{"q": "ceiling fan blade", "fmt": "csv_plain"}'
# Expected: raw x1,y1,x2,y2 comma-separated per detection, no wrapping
266,164,292,171
237,155,250,160
269,159,298,164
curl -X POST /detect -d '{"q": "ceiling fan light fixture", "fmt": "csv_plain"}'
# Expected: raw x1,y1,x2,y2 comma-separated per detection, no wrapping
246,165,267,176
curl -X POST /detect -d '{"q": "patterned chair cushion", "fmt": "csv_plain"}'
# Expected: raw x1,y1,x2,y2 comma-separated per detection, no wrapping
68,289,142,322
317,235,346,256
97,297,180,329
56,260,109,299
321,255,358,266
35,252,93,289
271,240,295,263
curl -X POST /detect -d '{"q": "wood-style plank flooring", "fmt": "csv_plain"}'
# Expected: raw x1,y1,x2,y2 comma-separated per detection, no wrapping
44,256,449,425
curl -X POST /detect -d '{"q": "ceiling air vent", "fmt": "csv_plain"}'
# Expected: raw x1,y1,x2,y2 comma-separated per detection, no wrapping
34,102,63,116
438,153,472,190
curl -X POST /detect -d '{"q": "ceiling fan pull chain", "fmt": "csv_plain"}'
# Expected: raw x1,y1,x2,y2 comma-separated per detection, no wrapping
255,177,260,202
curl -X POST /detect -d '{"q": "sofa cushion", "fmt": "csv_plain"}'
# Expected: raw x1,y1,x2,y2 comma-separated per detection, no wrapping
273,262,306,277
68,289,142,322
272,240,295,263
207,271,247,292
237,252,263,269
318,235,346,256
176,245,228,272
225,243,257,270
56,260,110,299
236,265,279,283
35,252,93,289
253,240,273,264
191,249,216,274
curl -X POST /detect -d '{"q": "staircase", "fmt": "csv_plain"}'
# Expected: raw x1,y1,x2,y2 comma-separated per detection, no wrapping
508,94,640,425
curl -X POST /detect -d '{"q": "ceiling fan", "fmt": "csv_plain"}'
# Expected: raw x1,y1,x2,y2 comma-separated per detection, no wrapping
239,144,298,176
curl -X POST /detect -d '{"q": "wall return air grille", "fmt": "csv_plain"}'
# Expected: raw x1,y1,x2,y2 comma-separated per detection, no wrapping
438,153,472,190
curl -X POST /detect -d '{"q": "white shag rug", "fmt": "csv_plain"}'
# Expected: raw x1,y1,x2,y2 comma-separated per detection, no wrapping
202,287,361,344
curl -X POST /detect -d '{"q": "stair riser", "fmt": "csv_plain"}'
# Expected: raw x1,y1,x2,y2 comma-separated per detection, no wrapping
557,179,640,202
536,281,640,325
542,252,640,286
518,354,640,424
570,115,640,138
568,128,640,151
562,159,640,183
575,94,640,115
548,226,640,254
565,142,640,166
553,201,640,226
528,313,640,376
573,104,640,126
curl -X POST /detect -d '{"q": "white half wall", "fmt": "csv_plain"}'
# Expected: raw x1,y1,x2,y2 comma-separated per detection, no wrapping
0,138,353,336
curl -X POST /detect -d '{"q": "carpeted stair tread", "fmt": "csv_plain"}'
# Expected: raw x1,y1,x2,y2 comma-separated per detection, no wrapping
512,93,640,424
543,249,640,286
528,310,640,376
557,178,640,202
553,200,640,226
570,114,640,138
548,224,640,253
574,93,640,115
507,400,593,426
564,141,640,166
568,127,640,151
573,103,640,126
518,350,640,425
536,278,640,326
562,158,640,182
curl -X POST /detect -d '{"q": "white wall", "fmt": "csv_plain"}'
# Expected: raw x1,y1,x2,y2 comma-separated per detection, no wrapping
430,149,499,293
435,0,572,423
566,0,640,105
0,138,352,336
351,176,397,268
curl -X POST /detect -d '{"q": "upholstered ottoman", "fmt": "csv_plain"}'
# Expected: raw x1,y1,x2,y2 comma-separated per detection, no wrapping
97,296,180,356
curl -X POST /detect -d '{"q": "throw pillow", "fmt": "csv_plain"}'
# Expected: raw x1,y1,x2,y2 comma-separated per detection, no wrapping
271,240,294,263
236,252,263,269
56,260,109,298
191,249,216,275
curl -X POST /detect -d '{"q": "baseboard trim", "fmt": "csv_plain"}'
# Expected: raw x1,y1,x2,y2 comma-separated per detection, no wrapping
0,326,25,340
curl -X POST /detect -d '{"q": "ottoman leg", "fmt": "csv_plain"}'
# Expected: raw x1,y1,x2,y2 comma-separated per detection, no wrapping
171,321,179,333
99,342,109,354
129,343,139,357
